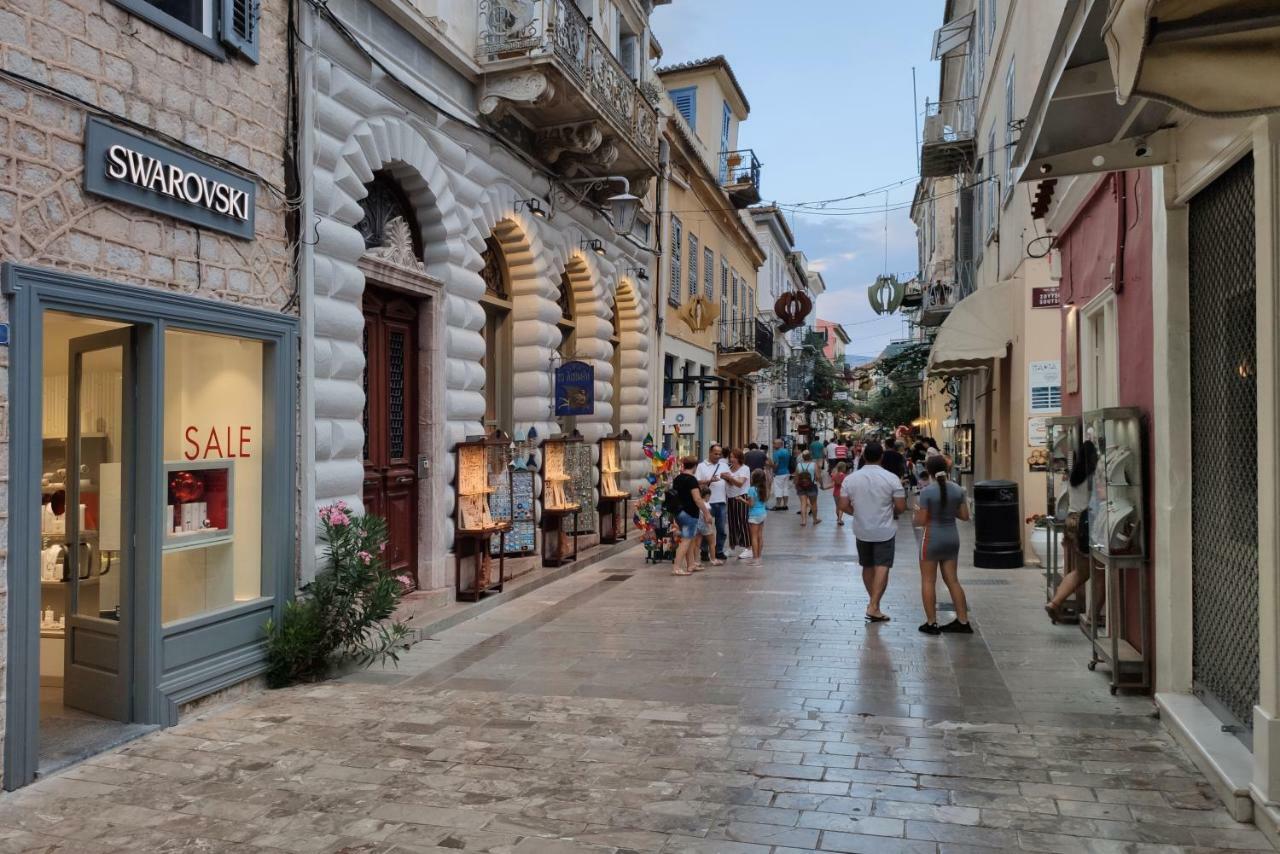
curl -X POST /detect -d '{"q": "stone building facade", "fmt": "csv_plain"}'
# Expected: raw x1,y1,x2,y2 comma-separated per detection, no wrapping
0,0,296,786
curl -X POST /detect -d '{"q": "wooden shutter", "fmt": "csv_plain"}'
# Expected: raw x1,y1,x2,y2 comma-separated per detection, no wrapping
669,216,682,304
221,0,260,62
670,87,696,125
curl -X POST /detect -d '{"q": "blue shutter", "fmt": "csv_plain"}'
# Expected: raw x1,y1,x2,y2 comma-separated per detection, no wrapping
221,0,260,62
670,87,697,125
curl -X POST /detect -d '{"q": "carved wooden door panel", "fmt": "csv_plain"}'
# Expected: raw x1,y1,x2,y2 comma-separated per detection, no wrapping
362,288,419,583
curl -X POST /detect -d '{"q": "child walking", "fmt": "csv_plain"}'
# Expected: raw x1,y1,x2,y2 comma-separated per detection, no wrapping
831,461,848,526
745,469,770,565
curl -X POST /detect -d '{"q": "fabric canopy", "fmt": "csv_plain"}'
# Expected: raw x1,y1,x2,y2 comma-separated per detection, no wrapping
927,279,1016,377
1104,0,1280,116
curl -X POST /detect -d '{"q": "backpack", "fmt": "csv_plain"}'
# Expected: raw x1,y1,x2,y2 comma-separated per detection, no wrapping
794,468,814,491
662,487,682,517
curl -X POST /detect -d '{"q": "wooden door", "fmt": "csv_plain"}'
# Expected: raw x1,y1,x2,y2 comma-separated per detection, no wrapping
362,288,419,584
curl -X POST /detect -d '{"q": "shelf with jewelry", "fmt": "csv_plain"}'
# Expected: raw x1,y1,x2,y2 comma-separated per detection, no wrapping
454,429,512,602
1082,406,1150,694
539,432,582,567
1044,416,1083,622
597,430,631,545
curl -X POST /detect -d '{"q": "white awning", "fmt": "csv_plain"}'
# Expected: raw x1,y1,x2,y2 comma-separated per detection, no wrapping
933,11,976,59
927,279,1016,376
1105,0,1280,116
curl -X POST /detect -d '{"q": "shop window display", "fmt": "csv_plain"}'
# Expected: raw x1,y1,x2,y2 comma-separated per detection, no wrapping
162,329,264,623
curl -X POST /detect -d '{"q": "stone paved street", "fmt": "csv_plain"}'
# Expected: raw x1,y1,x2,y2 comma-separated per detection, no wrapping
2,513,1273,853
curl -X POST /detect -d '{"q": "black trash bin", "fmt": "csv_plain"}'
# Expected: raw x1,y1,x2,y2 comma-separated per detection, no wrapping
972,479,1024,568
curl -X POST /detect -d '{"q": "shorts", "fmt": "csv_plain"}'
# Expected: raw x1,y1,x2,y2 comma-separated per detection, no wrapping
676,511,700,539
856,537,896,568
748,516,766,526
773,474,793,497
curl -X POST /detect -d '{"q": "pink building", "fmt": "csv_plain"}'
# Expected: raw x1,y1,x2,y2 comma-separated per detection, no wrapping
814,318,850,364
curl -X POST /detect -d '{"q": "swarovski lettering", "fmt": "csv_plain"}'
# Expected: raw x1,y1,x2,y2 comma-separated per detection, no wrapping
104,144,249,221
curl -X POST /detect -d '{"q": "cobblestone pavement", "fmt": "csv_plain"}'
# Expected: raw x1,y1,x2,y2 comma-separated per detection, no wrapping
3,509,1274,853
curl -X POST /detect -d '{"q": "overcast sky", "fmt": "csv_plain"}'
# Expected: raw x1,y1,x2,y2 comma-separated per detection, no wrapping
651,0,943,360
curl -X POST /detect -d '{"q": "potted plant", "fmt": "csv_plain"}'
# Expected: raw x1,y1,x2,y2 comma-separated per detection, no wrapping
1025,512,1050,567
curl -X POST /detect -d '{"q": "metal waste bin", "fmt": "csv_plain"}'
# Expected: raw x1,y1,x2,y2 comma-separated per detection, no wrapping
973,479,1024,568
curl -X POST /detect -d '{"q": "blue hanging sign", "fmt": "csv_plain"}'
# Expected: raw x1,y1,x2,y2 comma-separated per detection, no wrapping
554,360,595,416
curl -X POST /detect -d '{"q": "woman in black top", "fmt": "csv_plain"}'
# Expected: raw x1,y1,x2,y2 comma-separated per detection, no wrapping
672,456,710,576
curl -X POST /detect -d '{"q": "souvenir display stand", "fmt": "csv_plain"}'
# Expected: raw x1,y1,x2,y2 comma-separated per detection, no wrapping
636,434,676,563
1081,407,1150,693
489,435,537,557
1044,416,1082,622
597,431,631,544
565,434,597,536
539,433,581,567
952,423,975,475
454,431,511,602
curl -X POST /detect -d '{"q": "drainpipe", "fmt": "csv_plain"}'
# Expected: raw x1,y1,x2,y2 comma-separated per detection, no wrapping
1114,172,1128,295
652,136,670,440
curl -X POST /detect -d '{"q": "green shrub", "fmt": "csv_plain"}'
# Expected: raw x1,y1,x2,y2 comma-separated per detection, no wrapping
265,502,411,687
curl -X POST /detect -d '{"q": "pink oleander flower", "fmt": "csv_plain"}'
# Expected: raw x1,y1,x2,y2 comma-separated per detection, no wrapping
397,573,415,594
318,504,351,527
358,550,373,565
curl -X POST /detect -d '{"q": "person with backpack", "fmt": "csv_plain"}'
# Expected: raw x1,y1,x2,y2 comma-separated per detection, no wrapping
795,450,821,526
668,456,711,576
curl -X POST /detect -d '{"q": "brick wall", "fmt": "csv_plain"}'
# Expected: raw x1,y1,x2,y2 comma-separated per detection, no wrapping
0,0,295,765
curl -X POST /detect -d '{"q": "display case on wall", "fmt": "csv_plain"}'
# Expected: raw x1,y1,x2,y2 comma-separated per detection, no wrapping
953,423,975,474
489,433,537,557
1082,406,1150,693
1044,416,1082,622
566,433,597,536
540,433,581,567
597,431,631,545
454,430,511,601
164,460,234,551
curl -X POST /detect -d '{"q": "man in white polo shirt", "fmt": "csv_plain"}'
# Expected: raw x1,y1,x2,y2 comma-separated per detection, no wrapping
695,443,730,564
838,440,906,622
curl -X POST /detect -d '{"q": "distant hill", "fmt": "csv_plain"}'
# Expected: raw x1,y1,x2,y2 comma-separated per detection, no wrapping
843,354,875,365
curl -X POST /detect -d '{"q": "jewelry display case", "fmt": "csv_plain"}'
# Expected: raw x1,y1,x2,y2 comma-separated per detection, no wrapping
164,460,234,551
454,430,511,602
490,432,537,556
953,423,975,474
566,434,596,536
1082,406,1150,693
539,433,581,567
1044,416,1082,622
597,431,631,545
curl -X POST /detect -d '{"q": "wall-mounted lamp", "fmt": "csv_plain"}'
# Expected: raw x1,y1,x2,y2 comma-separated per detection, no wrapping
626,265,649,282
516,197,549,219
581,239,606,257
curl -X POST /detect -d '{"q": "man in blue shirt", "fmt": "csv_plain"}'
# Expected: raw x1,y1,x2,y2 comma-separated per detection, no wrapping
770,437,793,511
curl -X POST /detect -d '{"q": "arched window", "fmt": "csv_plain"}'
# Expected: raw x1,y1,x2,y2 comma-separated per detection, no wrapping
480,236,513,433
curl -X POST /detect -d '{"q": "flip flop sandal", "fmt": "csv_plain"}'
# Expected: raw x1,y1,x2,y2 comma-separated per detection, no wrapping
865,614,891,623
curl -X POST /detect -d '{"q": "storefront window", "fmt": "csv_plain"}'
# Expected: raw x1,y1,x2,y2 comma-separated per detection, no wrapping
162,329,264,623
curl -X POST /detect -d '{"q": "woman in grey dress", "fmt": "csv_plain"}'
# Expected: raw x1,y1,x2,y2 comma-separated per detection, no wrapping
914,454,973,635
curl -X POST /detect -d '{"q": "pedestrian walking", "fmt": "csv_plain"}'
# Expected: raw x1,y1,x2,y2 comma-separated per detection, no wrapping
745,468,769,566
825,439,840,485
696,444,730,564
669,456,711,577
770,438,793,511
795,451,821,526
744,443,768,472
835,441,850,463
809,435,826,483
1045,439,1099,623
882,440,908,482
838,441,906,622
831,461,849,526
914,455,973,634
723,448,752,559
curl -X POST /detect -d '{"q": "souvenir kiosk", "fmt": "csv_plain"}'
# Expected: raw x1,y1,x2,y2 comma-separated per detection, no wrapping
539,432,581,566
453,430,511,601
596,430,631,544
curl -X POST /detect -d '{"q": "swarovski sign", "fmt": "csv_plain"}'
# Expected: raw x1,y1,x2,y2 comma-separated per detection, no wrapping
84,118,256,240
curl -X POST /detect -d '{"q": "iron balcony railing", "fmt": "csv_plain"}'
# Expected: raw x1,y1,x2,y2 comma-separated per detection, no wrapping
919,259,976,326
720,148,762,207
476,0,659,159
921,98,976,178
718,316,774,361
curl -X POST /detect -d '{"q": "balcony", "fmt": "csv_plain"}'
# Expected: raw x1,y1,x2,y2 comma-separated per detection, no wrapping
918,260,975,327
476,0,660,187
920,99,976,178
720,149,761,208
717,316,774,374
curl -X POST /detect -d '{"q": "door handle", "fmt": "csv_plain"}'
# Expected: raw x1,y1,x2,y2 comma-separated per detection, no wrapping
396,476,414,484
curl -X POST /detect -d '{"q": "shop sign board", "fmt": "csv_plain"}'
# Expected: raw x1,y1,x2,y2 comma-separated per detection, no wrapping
1032,286,1061,308
663,407,696,434
554,360,595,416
84,118,256,240
1029,360,1062,413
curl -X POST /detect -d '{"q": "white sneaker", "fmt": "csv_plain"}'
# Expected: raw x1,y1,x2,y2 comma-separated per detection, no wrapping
738,548,753,559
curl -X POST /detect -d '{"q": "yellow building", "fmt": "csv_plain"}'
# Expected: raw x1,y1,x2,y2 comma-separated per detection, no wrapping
657,57,767,455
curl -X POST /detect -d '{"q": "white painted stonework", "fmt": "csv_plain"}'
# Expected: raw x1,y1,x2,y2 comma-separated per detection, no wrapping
302,30,652,584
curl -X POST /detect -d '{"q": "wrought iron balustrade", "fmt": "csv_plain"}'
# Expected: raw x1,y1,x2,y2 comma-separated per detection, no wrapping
921,98,976,178
720,149,762,208
918,259,976,326
718,317,774,362
477,0,658,158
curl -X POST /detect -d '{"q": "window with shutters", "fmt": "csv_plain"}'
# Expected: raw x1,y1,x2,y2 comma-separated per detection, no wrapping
670,86,697,126
721,258,730,301
669,216,683,306
985,128,998,239
110,0,259,61
1003,57,1016,202
703,248,714,299
688,234,699,300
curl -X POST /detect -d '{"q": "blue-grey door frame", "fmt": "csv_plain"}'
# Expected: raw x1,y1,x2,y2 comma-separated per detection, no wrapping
2,263,299,789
